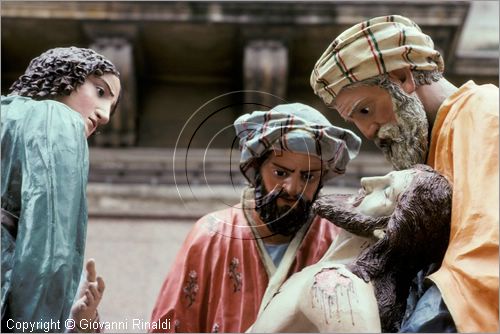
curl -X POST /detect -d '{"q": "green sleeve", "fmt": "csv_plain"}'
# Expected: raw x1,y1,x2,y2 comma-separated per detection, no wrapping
1,96,89,327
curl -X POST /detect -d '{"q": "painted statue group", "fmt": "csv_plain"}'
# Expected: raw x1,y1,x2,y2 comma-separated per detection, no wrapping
1,15,498,333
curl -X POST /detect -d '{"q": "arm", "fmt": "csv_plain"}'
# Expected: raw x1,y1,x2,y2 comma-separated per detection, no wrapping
149,219,216,333
435,87,499,331
6,99,89,324
421,84,499,332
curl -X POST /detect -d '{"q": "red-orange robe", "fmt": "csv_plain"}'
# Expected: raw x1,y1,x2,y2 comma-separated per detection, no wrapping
427,81,499,332
149,203,340,333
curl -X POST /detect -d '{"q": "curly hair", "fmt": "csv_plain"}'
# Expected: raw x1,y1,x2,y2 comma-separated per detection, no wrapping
9,46,120,100
313,164,452,332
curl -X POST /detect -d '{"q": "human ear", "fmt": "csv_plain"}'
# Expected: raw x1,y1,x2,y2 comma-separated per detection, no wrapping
388,67,416,94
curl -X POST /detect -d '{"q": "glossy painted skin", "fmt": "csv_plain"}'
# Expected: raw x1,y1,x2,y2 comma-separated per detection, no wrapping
332,78,430,170
334,84,397,140
56,73,121,138
354,170,416,218
259,150,323,208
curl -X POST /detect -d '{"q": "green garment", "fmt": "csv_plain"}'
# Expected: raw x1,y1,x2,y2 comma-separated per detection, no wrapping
1,95,89,331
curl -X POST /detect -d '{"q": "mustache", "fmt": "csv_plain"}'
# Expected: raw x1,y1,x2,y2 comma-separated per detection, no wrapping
312,191,364,212
351,188,366,207
255,187,305,208
313,194,389,238
374,121,426,170
374,124,403,150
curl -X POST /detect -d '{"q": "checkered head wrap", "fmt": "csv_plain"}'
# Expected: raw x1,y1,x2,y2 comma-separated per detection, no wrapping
234,103,361,184
311,15,444,106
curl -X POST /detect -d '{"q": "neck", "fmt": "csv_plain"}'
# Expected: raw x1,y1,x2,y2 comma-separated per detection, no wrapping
252,210,293,244
415,77,458,130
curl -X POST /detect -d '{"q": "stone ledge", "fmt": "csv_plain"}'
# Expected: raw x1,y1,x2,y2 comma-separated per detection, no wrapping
87,183,358,220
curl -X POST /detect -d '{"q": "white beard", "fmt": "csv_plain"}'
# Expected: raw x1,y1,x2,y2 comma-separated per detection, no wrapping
374,89,429,170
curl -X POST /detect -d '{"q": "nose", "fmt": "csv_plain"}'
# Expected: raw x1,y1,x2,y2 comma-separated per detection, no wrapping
360,175,389,194
95,104,111,125
282,174,303,198
361,122,381,141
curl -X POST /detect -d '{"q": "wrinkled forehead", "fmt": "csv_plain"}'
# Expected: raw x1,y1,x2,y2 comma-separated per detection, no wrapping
362,168,416,188
332,79,385,109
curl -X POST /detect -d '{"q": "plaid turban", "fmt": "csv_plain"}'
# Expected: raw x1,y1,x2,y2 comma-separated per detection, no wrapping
311,15,444,106
234,103,361,184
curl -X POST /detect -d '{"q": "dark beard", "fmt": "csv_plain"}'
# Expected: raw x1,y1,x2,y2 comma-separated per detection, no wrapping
254,174,314,237
374,85,429,170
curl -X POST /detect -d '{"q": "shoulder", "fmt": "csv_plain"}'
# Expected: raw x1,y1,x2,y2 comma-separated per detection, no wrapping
2,96,88,170
2,95,86,144
172,206,248,278
454,82,499,119
195,205,244,227
470,82,499,96
465,82,498,106
186,205,247,244
2,95,85,130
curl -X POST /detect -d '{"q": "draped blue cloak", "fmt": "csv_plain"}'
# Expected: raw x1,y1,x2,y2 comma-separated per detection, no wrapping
1,95,89,331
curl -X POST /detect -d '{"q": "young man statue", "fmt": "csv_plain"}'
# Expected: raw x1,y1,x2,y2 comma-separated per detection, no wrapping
2,47,121,332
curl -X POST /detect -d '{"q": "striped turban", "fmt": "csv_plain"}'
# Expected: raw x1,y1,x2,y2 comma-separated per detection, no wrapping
234,103,361,184
311,15,444,106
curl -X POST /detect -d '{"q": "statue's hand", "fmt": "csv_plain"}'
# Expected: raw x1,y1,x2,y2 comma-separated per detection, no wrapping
70,259,105,329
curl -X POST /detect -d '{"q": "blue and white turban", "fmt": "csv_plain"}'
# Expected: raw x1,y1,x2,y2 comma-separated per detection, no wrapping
234,103,361,184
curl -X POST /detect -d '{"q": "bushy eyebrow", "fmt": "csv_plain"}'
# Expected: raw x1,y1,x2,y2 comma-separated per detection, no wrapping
272,162,322,173
337,99,361,120
348,100,363,117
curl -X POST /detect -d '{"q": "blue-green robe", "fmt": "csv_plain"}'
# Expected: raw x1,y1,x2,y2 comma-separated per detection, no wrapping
1,95,89,331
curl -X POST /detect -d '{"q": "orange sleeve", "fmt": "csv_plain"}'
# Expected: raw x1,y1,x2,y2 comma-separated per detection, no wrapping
429,85,499,332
